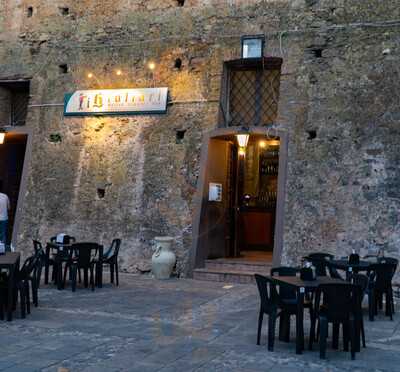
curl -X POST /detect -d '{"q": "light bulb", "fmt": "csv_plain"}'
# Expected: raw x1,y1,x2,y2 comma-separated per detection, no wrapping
238,147,246,156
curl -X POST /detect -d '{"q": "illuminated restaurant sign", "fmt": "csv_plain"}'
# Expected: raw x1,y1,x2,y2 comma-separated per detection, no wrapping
64,87,168,116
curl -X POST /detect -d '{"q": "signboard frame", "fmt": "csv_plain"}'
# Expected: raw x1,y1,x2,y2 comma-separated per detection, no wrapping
64,87,169,117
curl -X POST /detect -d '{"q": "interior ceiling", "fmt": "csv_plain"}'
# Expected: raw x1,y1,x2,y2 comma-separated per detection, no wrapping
2,133,27,145
212,133,280,144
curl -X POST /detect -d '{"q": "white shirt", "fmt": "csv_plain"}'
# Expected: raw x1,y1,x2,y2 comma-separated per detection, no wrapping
0,193,10,221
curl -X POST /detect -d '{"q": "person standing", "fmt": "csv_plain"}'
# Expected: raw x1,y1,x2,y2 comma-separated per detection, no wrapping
0,182,10,243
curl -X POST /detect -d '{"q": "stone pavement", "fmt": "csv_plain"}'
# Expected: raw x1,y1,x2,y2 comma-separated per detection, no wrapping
1,274,400,372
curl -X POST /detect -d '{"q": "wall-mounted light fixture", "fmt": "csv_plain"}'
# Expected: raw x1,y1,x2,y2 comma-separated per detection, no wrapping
236,133,249,156
87,72,94,79
148,62,156,71
116,69,122,76
236,133,249,148
241,35,265,59
0,129,5,145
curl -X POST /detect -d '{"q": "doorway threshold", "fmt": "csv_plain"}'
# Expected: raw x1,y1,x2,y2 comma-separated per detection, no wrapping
193,251,273,284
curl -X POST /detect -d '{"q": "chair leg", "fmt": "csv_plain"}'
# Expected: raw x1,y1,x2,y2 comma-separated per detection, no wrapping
19,286,26,319
115,262,119,286
369,290,375,321
267,312,277,352
257,309,263,345
360,317,366,348
110,264,114,284
332,322,339,349
309,308,316,350
378,292,383,310
84,269,89,288
31,280,38,307
63,263,69,288
25,281,31,315
90,265,95,291
343,321,349,352
71,266,77,292
349,318,356,360
319,316,328,359
279,312,290,342
0,294,4,320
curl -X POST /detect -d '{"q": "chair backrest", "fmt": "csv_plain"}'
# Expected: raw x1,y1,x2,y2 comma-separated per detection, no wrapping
50,235,76,244
108,239,121,258
378,257,399,265
315,283,359,322
369,262,398,292
351,273,369,296
254,274,278,314
271,266,299,301
305,253,334,276
72,243,100,267
33,240,43,254
19,255,38,280
271,266,299,277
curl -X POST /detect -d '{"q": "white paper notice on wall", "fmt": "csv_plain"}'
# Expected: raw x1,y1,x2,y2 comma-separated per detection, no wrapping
209,183,222,202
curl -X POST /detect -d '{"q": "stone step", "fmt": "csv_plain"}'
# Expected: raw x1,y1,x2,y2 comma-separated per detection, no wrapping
204,259,273,273
193,267,272,284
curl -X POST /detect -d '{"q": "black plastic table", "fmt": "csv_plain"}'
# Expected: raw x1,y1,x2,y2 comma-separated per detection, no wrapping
0,252,20,321
270,275,345,354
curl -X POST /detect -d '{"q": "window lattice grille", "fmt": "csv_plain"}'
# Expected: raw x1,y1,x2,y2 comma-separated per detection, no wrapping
228,68,281,127
11,90,29,126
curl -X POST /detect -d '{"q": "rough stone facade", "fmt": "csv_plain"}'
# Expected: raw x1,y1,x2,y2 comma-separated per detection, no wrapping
0,0,399,276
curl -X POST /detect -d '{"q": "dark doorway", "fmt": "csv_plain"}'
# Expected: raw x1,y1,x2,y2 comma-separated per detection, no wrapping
0,133,27,244
194,131,282,266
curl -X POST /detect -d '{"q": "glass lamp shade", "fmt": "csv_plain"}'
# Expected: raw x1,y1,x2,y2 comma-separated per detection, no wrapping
236,134,249,148
242,38,264,58
0,133,4,145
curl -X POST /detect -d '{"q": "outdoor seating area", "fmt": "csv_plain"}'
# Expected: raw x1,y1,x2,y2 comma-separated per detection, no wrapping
0,236,121,322
0,274,399,371
255,252,399,360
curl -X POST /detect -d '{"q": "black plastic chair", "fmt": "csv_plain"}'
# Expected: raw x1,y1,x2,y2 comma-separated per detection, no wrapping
351,273,369,348
368,260,398,321
305,253,343,279
271,266,314,344
254,274,280,351
101,239,121,286
32,240,46,290
304,253,333,276
0,255,38,319
311,282,360,360
63,243,99,291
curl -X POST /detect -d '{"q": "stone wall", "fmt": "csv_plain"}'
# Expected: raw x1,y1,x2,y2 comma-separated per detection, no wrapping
0,0,399,276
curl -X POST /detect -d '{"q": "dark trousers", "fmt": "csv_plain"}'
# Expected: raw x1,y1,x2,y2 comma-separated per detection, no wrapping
0,220,7,243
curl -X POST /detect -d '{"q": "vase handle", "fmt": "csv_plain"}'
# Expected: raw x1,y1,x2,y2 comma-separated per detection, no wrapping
154,244,162,258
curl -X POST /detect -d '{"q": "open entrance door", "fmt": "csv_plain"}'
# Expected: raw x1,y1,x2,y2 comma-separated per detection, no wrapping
192,129,287,270
0,132,28,244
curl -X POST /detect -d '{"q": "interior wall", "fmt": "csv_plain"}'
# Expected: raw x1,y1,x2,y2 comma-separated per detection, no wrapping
0,134,27,243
